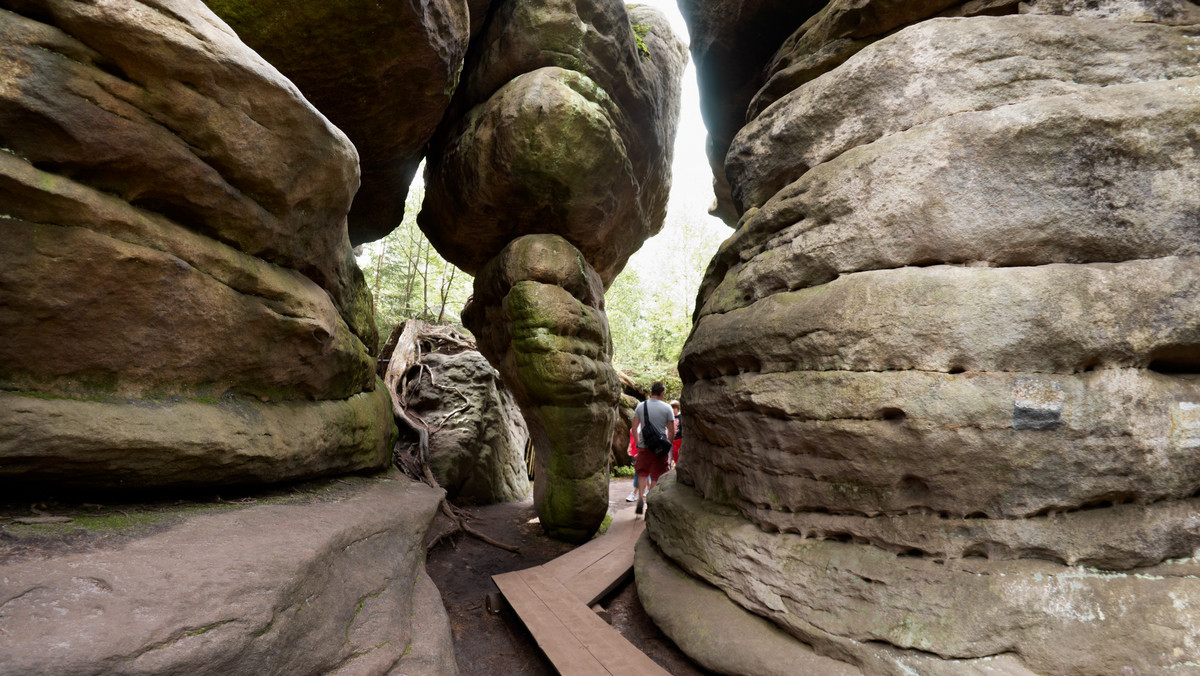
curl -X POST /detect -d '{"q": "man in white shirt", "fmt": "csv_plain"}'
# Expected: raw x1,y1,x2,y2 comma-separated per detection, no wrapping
630,381,676,515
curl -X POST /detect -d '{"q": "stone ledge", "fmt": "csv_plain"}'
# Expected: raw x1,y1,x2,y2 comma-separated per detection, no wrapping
0,474,453,676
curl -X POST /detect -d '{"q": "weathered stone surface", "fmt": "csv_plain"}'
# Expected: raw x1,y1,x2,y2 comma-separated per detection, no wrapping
664,1,1200,672
463,235,619,542
0,474,456,676
679,367,1200,520
686,258,1200,379
706,77,1200,313
744,497,1200,572
0,1,373,343
649,477,1200,675
1020,0,1200,22
0,211,373,402
729,19,1200,212
0,383,394,490
611,393,638,466
746,0,962,129
406,349,531,504
0,0,385,488
634,533,860,676
202,0,471,244
421,1,687,286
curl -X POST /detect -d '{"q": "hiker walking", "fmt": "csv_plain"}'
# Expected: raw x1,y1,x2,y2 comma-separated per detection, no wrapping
630,381,675,515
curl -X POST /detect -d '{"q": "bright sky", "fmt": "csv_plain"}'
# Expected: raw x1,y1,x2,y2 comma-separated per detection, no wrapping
624,0,730,306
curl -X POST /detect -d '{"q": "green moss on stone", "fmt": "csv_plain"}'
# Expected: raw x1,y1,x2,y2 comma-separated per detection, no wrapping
631,23,652,59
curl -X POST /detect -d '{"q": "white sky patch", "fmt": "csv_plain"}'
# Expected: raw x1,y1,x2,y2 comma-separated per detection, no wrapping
624,0,731,309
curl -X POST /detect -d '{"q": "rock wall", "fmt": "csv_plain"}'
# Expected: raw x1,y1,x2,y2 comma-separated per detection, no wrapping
404,348,531,504
0,475,454,676
656,0,1200,673
201,0,472,244
0,0,391,489
430,0,687,541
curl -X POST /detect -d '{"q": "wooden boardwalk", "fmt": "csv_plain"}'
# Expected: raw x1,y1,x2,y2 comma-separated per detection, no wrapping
492,508,669,675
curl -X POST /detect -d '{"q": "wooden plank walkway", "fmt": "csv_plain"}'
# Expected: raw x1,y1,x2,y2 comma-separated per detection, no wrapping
492,507,668,675
540,506,643,606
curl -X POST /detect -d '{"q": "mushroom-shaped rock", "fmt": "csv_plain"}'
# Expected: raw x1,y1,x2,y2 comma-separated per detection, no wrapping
421,0,687,287
463,235,620,542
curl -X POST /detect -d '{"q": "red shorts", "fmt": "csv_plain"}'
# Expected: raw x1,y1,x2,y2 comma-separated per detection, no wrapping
634,449,669,482
671,438,681,463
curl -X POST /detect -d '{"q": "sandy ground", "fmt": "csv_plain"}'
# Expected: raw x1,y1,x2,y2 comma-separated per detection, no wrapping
425,476,713,675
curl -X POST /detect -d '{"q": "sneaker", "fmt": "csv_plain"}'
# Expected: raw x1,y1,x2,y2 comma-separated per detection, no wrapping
625,491,637,502
635,498,644,516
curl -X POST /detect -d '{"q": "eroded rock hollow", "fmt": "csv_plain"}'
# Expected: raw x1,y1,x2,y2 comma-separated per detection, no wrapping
645,0,1200,673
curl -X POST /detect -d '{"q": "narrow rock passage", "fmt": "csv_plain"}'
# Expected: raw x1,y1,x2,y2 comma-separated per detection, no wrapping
424,477,712,675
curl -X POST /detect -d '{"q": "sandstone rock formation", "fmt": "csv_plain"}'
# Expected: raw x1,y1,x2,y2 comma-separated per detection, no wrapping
0,0,390,488
611,393,639,466
463,235,621,541
635,530,861,676
422,0,688,286
201,0,472,244
655,0,1200,673
427,0,687,540
404,348,531,504
0,474,456,676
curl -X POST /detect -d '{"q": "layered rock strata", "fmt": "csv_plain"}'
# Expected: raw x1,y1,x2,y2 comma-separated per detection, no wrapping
405,349,531,504
0,0,389,487
635,531,861,676
427,0,686,539
463,235,620,541
662,0,1200,672
0,475,455,676
201,0,472,244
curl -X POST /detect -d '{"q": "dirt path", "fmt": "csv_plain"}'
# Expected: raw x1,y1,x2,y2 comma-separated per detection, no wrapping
426,476,713,675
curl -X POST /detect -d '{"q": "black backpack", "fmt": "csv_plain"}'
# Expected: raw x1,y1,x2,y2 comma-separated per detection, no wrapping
638,402,673,456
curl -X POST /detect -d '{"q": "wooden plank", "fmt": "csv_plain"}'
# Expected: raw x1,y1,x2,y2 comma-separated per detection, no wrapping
492,570,611,676
541,508,638,582
559,518,644,605
520,570,671,675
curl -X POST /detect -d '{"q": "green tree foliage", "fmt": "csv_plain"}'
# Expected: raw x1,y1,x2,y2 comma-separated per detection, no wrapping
357,185,474,350
606,212,727,396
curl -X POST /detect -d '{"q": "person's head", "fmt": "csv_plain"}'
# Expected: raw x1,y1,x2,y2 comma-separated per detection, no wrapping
670,400,680,414
651,381,666,398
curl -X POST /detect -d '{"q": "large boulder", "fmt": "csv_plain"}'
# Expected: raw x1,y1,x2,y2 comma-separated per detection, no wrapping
658,2,1200,673
463,235,620,542
0,0,389,488
421,0,687,287
0,382,393,489
426,0,687,542
405,349,531,504
611,393,639,467
0,474,455,676
201,0,473,244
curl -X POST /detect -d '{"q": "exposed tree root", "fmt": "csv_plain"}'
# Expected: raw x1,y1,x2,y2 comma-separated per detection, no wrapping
384,320,520,554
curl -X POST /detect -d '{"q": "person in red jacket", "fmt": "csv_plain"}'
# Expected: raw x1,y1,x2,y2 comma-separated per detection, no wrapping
669,400,682,468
